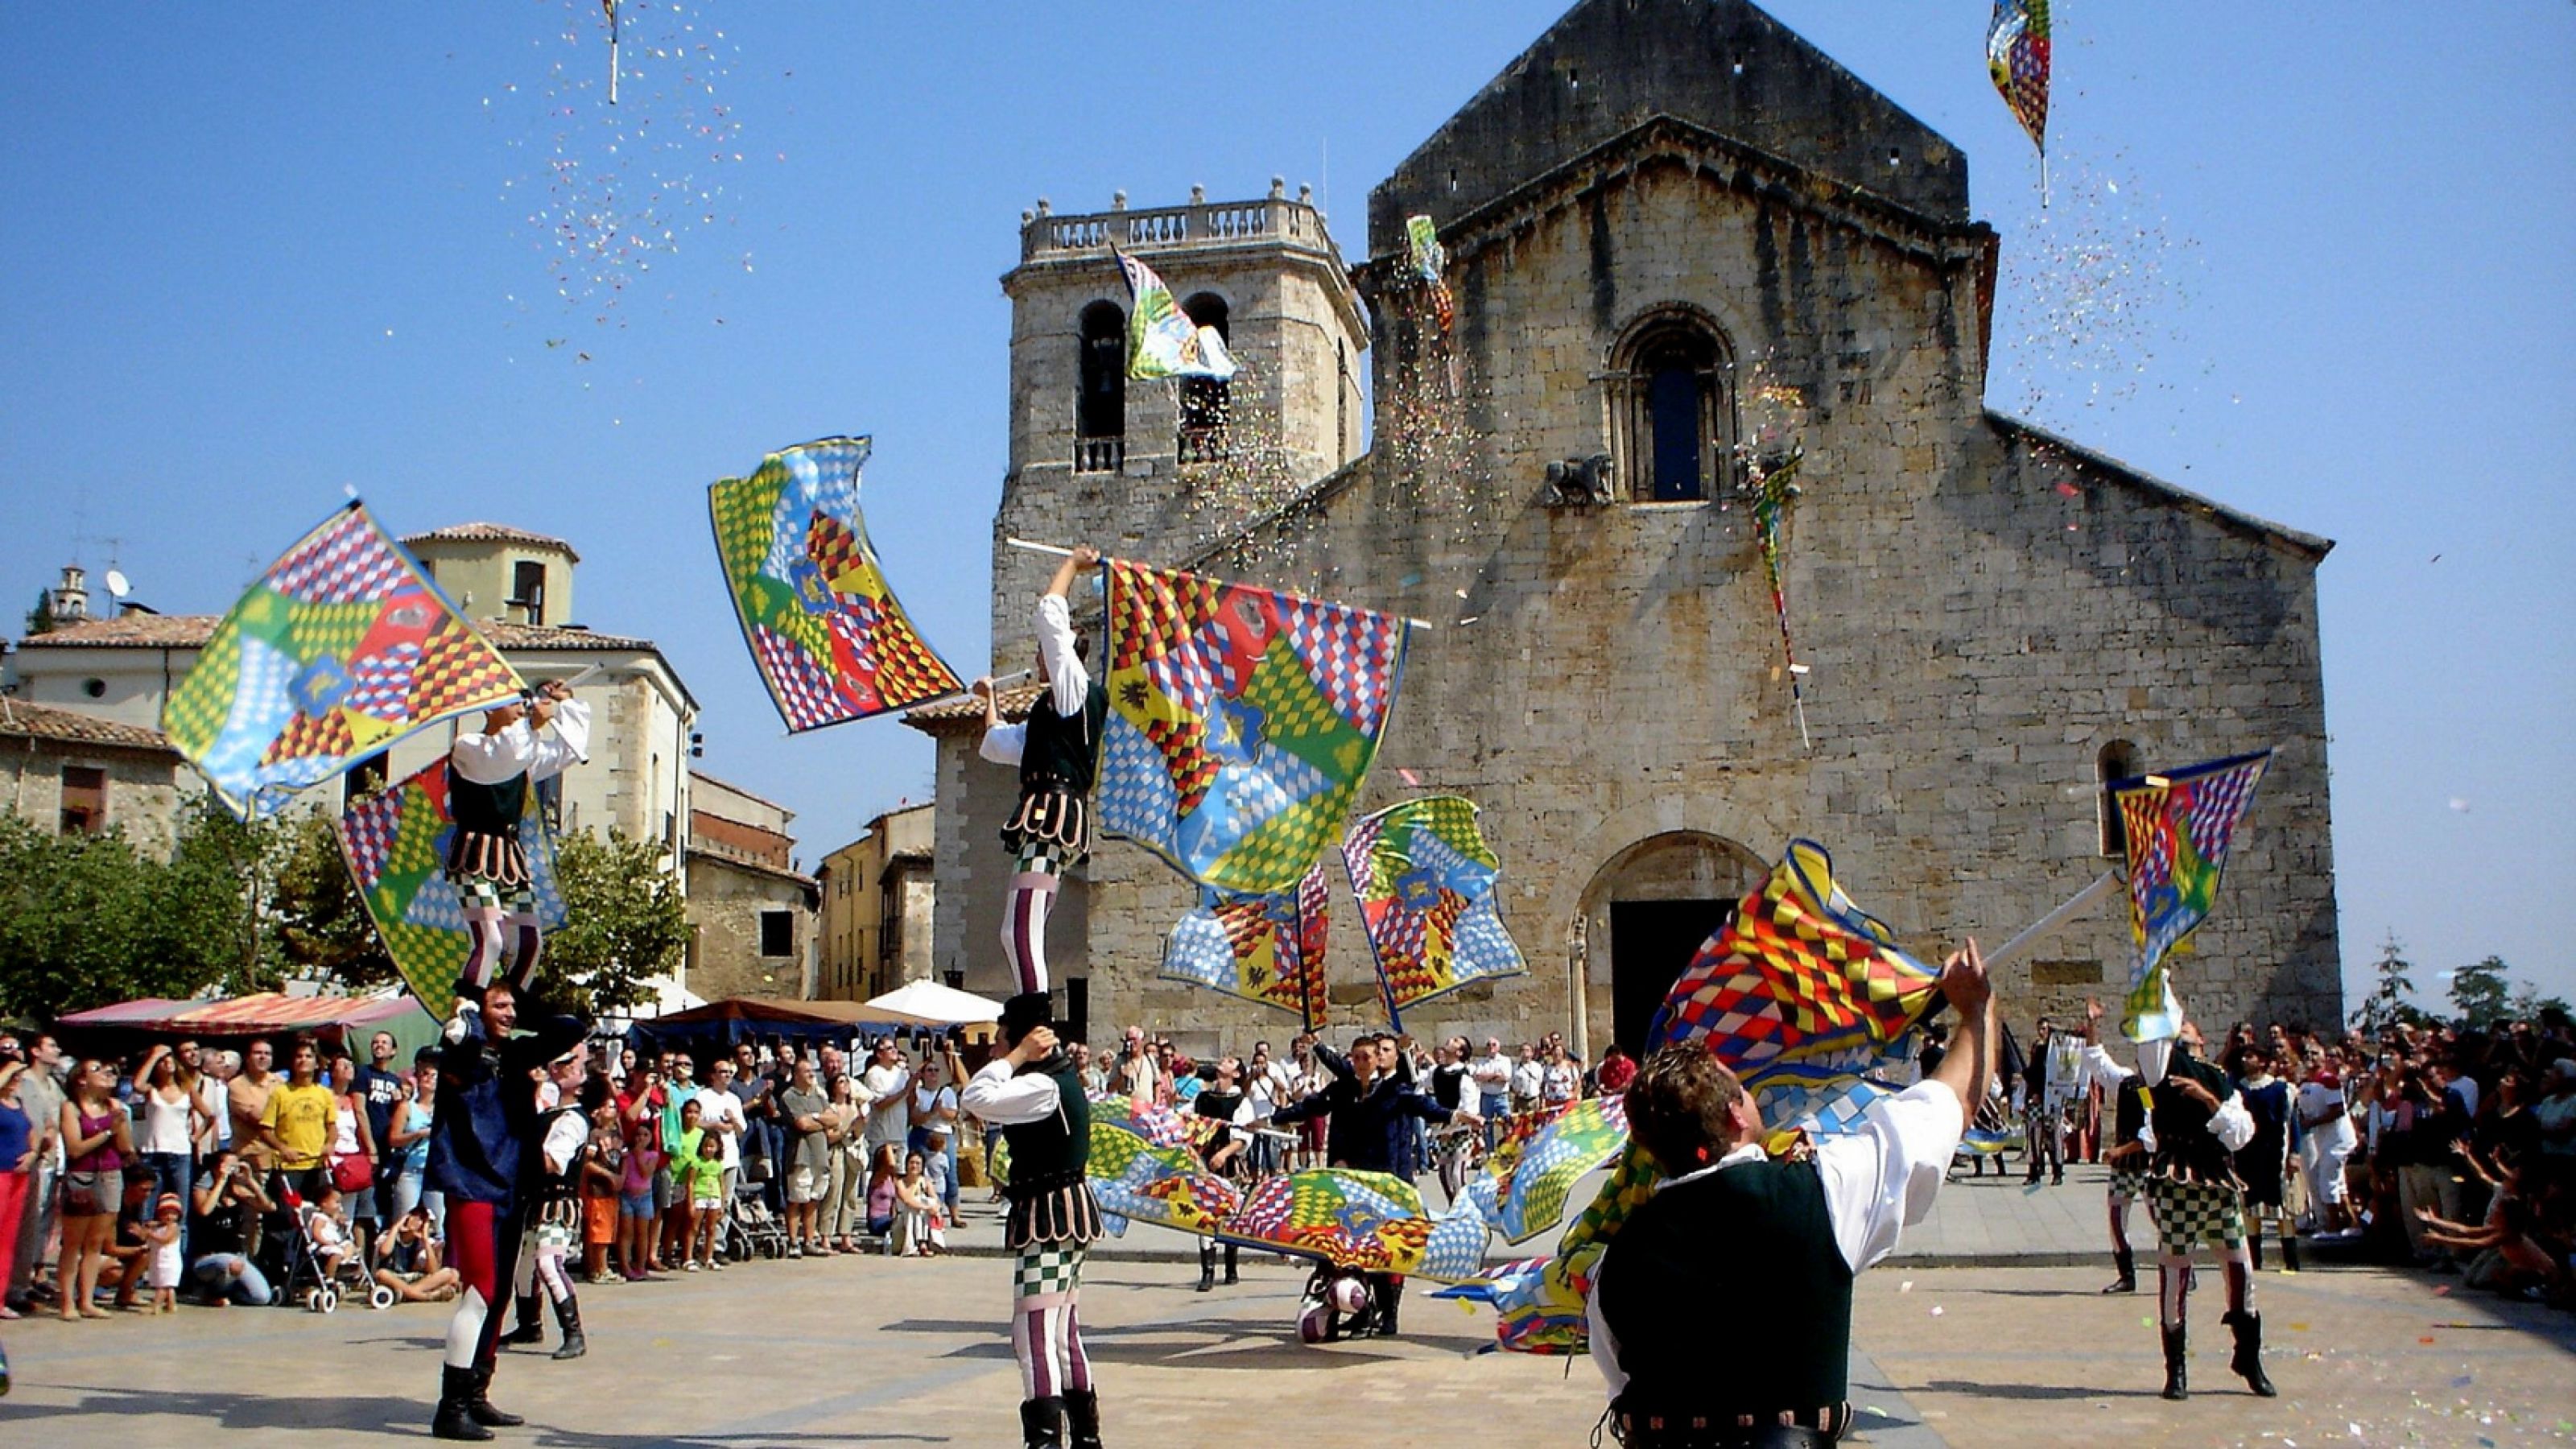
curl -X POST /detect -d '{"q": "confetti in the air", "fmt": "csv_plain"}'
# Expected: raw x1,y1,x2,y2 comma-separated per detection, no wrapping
1992,149,2203,427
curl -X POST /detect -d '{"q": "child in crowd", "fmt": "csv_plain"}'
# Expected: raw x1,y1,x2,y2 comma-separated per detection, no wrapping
675,1100,725,1271
307,1184,353,1281
143,1193,185,1315
620,1095,665,1281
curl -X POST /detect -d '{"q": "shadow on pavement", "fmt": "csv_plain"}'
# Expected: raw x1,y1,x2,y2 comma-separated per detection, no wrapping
0,1383,431,1435
880,1315,1488,1368
1922,1379,2163,1402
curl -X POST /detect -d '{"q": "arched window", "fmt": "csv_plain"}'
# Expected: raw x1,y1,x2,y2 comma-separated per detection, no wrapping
2097,741,2143,858
1075,301,1125,473
1178,291,1232,463
1609,310,1735,502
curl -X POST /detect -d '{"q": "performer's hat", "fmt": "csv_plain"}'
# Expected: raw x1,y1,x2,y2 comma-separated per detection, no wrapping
998,992,1054,1044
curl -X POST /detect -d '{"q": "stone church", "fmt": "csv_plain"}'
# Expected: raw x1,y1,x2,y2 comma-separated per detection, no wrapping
908,0,2339,1057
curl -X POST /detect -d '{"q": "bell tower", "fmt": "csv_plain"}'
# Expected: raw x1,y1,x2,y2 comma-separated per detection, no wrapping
991,177,1369,663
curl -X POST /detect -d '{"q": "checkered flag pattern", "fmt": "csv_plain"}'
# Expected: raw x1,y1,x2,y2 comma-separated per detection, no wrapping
1159,857,1330,1023
1646,840,1940,1077
1100,558,1409,894
1340,796,1527,1014
707,438,962,733
163,502,521,817
1985,0,2050,153
2111,750,2273,1040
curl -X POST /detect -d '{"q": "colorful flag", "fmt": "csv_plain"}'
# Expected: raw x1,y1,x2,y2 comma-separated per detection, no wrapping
337,759,570,1021
1117,250,1238,382
708,437,962,733
1224,1169,1435,1273
1096,558,1410,894
1463,1096,1629,1245
1647,840,1942,1076
1987,0,2051,155
1162,859,1331,1026
163,502,523,817
1405,214,1455,335
1340,796,1526,1018
2114,749,2273,1042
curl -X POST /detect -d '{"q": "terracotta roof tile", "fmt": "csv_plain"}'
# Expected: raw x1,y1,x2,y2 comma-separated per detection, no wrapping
905,682,1042,733
0,699,179,753
17,614,653,653
399,522,581,563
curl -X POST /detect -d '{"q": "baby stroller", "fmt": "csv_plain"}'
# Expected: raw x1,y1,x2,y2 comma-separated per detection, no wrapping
723,1174,791,1263
272,1189,395,1314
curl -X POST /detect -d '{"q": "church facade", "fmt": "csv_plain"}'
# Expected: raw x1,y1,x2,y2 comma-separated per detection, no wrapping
910,0,2339,1056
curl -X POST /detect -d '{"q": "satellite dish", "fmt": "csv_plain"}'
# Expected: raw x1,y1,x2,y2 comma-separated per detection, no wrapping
104,570,130,600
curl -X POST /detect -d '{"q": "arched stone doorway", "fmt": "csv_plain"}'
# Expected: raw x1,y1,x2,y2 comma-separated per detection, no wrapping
1576,832,1767,1059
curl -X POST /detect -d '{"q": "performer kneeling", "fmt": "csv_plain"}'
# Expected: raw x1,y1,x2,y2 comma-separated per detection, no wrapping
973,545,1107,1001
1588,942,1995,1447
427,983,586,1441
2137,1021,2274,1400
448,680,588,1008
961,994,1106,1449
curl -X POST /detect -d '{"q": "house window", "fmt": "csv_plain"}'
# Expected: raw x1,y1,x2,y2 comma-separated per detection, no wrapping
1177,292,1232,463
1610,310,1736,502
758,909,795,958
2098,741,2143,858
60,765,106,836
510,560,547,624
877,874,901,974
1076,301,1126,474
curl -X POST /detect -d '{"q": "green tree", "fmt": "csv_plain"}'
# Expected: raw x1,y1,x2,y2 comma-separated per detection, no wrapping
25,588,58,637
270,809,394,989
2353,931,2425,1032
2449,955,2512,1029
538,828,687,1015
2508,980,2574,1023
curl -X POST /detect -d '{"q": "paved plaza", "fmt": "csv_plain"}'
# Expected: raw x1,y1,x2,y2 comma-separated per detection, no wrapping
2,1174,2569,1448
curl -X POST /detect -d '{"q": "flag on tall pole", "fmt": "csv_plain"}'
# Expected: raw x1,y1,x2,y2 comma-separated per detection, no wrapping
1117,250,1237,382
1987,0,2052,197
1162,860,1331,1027
1340,796,1526,1022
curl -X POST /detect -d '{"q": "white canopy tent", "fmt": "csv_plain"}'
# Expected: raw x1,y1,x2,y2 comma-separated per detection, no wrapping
862,980,1004,1027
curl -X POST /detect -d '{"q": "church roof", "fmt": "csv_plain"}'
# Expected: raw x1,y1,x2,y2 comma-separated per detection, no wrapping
1987,414,2334,561
399,522,581,563
1369,0,1968,259
16,615,655,652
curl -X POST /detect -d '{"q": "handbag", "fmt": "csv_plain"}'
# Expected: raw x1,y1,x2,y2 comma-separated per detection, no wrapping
331,1151,375,1194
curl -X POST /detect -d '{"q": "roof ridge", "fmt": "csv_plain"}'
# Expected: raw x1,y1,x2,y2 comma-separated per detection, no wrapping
1984,411,2334,559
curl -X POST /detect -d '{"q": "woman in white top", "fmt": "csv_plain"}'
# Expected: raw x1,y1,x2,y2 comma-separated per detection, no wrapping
910,1043,964,1219
133,1046,208,1256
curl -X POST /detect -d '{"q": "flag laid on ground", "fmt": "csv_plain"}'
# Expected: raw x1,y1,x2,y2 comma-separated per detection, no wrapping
1096,558,1410,894
708,437,961,733
1162,858,1331,1026
337,759,570,1020
1405,215,1455,335
163,502,523,817
1117,250,1237,382
2113,749,2273,1042
1987,0,2051,155
1340,796,1525,1021
1647,840,1942,1075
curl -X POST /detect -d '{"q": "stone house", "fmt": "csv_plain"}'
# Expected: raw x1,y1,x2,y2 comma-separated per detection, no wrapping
912,0,2339,1056
685,771,818,1001
815,802,938,1002
0,698,190,857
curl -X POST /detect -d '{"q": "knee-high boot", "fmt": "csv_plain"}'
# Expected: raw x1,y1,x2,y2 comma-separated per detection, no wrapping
2248,1232,2264,1273
2103,1246,2136,1294
550,1295,586,1360
2160,1323,2189,1400
2281,1232,2302,1274
499,1292,544,1346
2223,1310,2277,1396
1063,1386,1104,1449
467,1366,524,1427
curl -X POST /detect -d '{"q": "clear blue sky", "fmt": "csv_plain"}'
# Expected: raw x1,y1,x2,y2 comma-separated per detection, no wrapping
3,2,2569,1010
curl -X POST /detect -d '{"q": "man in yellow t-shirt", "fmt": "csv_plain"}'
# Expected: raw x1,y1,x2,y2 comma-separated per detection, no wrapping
260,1040,340,1201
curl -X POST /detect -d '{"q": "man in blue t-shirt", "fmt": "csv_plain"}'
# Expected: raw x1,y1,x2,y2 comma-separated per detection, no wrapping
355,1030,410,1222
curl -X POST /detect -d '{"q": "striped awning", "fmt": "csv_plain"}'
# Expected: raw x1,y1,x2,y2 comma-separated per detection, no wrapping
56,993,423,1035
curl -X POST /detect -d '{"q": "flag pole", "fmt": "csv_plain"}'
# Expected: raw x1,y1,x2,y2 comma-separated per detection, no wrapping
1005,537,1436,630
1980,869,2120,973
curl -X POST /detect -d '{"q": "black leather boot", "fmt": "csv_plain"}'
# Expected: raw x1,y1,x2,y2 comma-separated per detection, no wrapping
2281,1234,2302,1274
550,1296,586,1360
1063,1387,1104,1449
432,1365,493,1441
1018,1397,1065,1448
1221,1245,1239,1286
1195,1249,1215,1293
499,1294,544,1346
2160,1323,2189,1400
2102,1247,2136,1294
2248,1232,2264,1273
467,1367,524,1427
1373,1277,1402,1339
2223,1310,2277,1396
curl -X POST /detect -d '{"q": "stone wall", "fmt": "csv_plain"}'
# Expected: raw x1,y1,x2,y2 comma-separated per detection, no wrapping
0,741,187,859
685,854,814,1001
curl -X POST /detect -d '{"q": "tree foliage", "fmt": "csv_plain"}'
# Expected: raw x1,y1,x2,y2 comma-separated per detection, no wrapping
0,799,287,1022
2352,931,2428,1032
270,809,394,989
2448,955,2512,1029
537,828,687,1015
25,588,58,637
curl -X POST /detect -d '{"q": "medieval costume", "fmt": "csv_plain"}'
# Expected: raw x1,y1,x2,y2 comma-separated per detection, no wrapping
2231,1063,2297,1273
2137,1037,2273,1400
960,994,1107,1449
448,693,588,1002
2101,1071,2155,1294
1588,1078,1964,1447
497,1080,590,1360
978,592,1107,999
1189,1077,1253,1293
426,1001,585,1440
